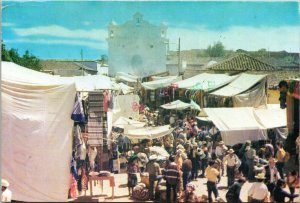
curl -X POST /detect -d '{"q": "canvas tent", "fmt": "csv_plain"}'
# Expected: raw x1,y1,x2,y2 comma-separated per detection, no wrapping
113,116,146,129
174,73,238,91
141,76,182,90
2,62,76,201
160,100,201,111
125,125,174,139
115,72,139,83
204,106,287,145
210,73,267,97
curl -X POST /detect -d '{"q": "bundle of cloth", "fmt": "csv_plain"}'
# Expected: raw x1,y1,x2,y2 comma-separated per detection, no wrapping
132,183,149,201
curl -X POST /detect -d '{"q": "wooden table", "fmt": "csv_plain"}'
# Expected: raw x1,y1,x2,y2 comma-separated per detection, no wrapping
89,175,115,199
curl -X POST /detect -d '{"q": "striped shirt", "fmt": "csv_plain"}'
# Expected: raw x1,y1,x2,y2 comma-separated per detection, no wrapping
165,162,180,185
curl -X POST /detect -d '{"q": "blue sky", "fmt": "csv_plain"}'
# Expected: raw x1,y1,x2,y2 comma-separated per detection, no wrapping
2,1,300,60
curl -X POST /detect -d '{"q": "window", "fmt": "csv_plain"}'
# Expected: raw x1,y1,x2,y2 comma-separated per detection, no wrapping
150,45,154,48
110,30,114,37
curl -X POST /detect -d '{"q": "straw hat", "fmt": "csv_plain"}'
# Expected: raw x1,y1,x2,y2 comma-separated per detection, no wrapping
255,173,266,180
218,141,224,145
227,149,235,154
149,154,158,161
2,179,9,187
177,144,184,150
186,182,196,190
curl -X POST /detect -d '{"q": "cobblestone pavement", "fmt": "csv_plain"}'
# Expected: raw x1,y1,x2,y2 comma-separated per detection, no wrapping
70,173,300,202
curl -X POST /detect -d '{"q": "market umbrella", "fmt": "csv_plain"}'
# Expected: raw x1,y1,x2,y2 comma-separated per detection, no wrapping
149,146,170,160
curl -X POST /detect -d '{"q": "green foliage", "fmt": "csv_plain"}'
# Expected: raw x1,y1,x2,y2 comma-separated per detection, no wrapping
205,41,225,57
1,43,42,71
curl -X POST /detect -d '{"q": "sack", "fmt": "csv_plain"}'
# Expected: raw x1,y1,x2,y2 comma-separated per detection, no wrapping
283,151,290,163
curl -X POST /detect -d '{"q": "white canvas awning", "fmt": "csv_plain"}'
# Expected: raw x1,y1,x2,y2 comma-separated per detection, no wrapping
204,106,287,145
254,104,287,129
2,62,76,201
161,100,192,110
211,73,267,97
115,82,134,94
174,73,238,91
142,76,182,90
204,107,267,146
125,125,174,139
116,72,138,83
113,117,146,129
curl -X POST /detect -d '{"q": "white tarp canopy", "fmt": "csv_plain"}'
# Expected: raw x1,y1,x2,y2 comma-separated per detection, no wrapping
174,73,238,91
2,62,76,201
161,100,192,110
125,125,174,139
115,82,134,94
254,104,287,129
204,106,287,145
65,75,117,91
211,73,267,97
113,116,146,129
141,76,182,90
116,72,138,83
204,107,267,146
161,100,201,111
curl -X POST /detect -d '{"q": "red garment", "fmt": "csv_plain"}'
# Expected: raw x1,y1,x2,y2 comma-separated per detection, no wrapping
103,91,110,112
70,176,77,198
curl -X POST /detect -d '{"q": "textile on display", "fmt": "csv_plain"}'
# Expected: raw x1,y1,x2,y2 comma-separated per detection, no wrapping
71,93,86,123
87,92,107,146
2,62,76,201
111,95,140,123
149,146,170,159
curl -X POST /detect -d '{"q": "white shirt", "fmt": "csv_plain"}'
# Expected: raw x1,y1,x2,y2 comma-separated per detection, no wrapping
248,182,269,200
2,188,12,202
215,146,224,157
223,154,239,167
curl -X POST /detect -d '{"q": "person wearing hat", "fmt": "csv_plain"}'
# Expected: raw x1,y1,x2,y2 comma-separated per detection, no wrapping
182,153,193,191
146,154,161,200
247,173,269,202
200,142,209,178
245,142,256,181
238,140,251,177
205,160,220,203
273,178,299,203
1,179,12,202
225,176,246,203
165,155,180,202
127,155,140,196
223,149,240,188
190,143,201,180
185,182,197,202
215,141,227,176
264,157,280,201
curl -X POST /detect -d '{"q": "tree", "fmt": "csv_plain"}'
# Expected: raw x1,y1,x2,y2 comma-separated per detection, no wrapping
1,43,42,71
205,41,225,57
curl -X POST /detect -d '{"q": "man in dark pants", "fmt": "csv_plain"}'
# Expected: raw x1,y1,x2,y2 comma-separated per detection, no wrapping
205,160,220,203
146,154,161,200
226,177,246,203
165,155,180,202
223,149,240,187
182,153,192,191
264,157,280,201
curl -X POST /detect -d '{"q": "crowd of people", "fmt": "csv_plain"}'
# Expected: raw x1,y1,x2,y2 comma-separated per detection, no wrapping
125,111,299,202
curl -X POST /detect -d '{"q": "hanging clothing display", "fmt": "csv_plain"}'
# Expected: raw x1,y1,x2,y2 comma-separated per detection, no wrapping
71,92,86,123
87,92,108,146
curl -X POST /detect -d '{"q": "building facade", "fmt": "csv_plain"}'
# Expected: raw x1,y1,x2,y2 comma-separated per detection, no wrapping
107,12,169,77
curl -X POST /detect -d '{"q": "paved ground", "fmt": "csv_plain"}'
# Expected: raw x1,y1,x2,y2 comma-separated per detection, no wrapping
69,173,300,202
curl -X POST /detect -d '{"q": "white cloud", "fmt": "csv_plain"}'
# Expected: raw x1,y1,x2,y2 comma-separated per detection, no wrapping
2,22,15,27
13,25,107,41
168,25,300,52
82,21,92,26
4,38,107,50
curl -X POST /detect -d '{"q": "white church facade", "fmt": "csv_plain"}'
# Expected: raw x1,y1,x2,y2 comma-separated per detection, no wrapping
107,13,169,77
